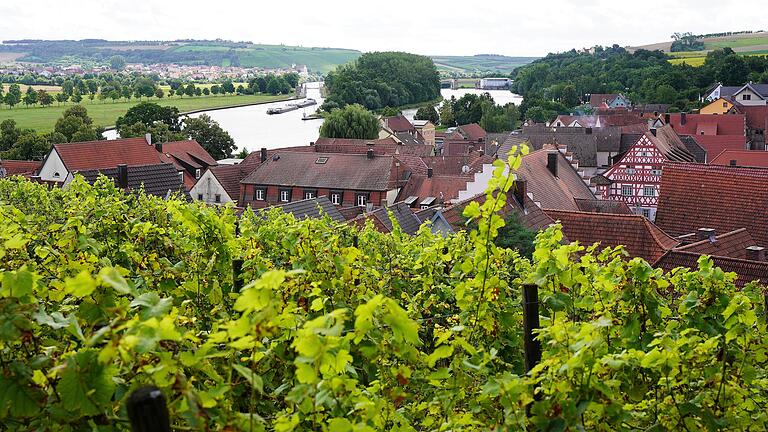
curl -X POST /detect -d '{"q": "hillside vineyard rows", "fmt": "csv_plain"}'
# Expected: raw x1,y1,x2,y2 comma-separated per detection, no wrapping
0,149,766,430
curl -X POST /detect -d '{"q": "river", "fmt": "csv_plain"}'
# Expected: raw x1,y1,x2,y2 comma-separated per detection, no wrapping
105,83,523,153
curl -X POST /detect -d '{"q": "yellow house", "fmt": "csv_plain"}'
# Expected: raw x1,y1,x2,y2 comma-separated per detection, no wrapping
700,97,734,115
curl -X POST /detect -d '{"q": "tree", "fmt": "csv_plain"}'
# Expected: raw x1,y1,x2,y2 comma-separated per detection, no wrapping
71,89,83,104
319,104,380,139
37,90,53,107
283,72,300,88
202,87,210,96
414,105,439,124
154,88,164,99
210,85,220,95
452,93,487,125
438,99,455,126
235,147,249,159
134,78,156,99
236,84,245,94
380,107,401,117
109,55,126,71
221,80,235,94
255,76,267,93
2,131,50,160
121,86,132,101
62,80,74,96
0,119,21,151
5,84,21,108
184,84,196,97
182,114,236,159
119,121,185,143
55,92,69,106
525,106,556,123
54,106,101,142
194,87,202,97
23,86,38,106
115,102,181,135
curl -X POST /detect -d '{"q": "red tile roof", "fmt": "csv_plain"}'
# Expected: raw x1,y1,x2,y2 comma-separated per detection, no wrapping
383,115,415,133
0,160,41,177
688,135,747,161
458,123,487,141
399,175,470,204
208,157,262,203
675,228,757,259
516,148,596,211
574,198,633,214
53,137,161,171
544,209,679,263
655,162,768,247
159,140,217,188
730,105,768,131
589,94,619,108
667,113,745,136
710,150,768,168
655,250,768,288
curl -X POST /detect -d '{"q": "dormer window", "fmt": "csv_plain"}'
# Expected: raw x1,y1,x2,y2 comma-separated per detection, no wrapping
743,94,751,101
195,168,201,179
53,172,60,178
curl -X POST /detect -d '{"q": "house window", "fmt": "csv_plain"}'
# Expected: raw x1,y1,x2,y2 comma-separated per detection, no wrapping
625,166,636,175
330,191,342,205
723,101,728,107
641,208,651,219
254,188,266,201
621,185,632,196
178,171,184,182
743,94,752,101
303,189,317,200
195,169,201,179
214,194,221,203
643,186,655,197
279,189,291,202
197,193,203,200
651,167,662,176
356,193,368,207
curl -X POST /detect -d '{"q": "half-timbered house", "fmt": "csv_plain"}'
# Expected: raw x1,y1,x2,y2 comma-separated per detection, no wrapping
596,126,695,221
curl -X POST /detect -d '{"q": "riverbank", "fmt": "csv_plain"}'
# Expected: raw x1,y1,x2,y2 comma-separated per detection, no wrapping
0,93,293,132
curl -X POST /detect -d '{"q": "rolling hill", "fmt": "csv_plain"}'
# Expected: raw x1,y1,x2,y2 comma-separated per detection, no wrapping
0,40,362,74
429,54,538,75
629,31,768,67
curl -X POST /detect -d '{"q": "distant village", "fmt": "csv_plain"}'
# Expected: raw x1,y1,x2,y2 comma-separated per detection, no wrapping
0,61,310,81
1,80,767,287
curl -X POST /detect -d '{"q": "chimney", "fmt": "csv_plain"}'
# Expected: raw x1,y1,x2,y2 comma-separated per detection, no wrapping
680,112,687,125
697,228,716,241
145,133,152,146
664,113,670,124
117,164,128,189
260,148,267,163
427,167,433,178
746,246,766,261
154,142,163,153
513,179,527,207
367,149,374,159
547,151,558,177
585,127,592,135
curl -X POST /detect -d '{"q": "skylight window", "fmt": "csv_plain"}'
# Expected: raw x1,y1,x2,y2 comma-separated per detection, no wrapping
315,157,328,164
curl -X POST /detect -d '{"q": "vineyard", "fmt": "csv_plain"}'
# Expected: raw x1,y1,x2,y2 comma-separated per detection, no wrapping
0,149,767,431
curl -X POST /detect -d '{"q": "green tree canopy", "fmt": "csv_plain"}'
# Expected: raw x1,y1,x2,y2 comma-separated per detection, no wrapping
115,102,181,136
182,114,236,159
319,104,380,139
414,105,440,125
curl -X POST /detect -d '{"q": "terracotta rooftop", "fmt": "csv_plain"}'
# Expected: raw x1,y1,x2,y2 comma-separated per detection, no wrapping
710,150,768,168
0,160,41,177
655,162,768,248
688,135,748,161
53,137,161,171
266,196,345,223
544,209,679,263
207,156,262,203
350,202,422,235
437,192,554,234
398,175,471,204
675,228,757,260
383,115,415,133
574,198,633,214
655,250,768,288
667,113,745,136
458,123,487,141
241,151,397,191
730,104,768,131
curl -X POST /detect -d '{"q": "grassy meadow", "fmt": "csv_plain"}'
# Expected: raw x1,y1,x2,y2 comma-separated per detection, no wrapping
0,93,291,131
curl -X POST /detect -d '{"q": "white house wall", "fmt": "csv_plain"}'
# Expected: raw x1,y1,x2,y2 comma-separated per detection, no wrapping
38,150,68,183
189,170,233,205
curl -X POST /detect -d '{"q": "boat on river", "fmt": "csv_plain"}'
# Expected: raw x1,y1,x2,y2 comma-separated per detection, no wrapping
266,104,299,115
294,98,317,108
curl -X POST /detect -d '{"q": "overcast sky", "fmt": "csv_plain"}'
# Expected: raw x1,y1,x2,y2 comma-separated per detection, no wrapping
1,0,766,57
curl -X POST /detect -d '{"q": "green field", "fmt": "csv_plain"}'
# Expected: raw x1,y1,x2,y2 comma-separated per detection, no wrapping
705,35,768,49
430,54,538,75
0,93,290,131
668,52,768,67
